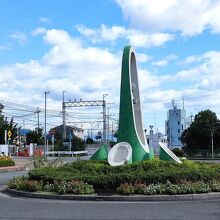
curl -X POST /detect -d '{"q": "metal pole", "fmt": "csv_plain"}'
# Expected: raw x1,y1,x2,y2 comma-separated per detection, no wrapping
62,91,66,140
211,130,214,159
44,91,49,157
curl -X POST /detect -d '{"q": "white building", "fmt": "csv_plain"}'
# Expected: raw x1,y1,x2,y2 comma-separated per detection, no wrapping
165,101,186,149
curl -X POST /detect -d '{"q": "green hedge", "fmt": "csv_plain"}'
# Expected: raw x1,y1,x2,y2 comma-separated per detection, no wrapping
28,159,220,190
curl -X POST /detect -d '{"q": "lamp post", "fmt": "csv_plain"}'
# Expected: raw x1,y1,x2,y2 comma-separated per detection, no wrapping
44,91,49,157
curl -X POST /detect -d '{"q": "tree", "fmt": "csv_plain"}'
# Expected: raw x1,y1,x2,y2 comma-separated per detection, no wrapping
0,105,20,144
181,109,220,155
72,136,86,151
26,128,44,145
86,137,94,144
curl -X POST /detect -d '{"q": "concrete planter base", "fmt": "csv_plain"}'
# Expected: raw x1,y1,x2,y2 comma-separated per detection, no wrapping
4,188,220,201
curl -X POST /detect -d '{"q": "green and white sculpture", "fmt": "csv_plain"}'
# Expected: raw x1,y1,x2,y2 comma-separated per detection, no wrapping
91,45,181,165
159,142,182,163
108,46,154,166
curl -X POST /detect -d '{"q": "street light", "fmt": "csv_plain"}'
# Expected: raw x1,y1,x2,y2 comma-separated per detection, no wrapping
44,91,50,157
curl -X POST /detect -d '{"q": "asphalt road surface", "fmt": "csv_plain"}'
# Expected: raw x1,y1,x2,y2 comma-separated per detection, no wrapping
1,171,220,220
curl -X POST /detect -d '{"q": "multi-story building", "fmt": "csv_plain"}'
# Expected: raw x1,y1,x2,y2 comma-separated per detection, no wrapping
50,125,84,140
165,101,186,149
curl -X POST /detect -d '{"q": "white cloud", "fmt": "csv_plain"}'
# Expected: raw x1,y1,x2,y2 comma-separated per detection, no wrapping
39,17,51,24
1,29,122,108
116,0,220,36
152,54,178,67
0,44,11,51
127,31,174,48
3,27,220,131
152,60,168,67
136,53,151,63
173,51,220,88
31,27,47,36
76,24,174,48
10,31,28,45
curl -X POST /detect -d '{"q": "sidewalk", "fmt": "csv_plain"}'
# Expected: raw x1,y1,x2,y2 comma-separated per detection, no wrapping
0,157,31,172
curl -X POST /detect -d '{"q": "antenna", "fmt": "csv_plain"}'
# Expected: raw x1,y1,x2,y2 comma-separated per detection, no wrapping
172,99,175,109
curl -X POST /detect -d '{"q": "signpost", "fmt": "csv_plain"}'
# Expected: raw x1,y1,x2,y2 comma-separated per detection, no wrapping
7,130,12,144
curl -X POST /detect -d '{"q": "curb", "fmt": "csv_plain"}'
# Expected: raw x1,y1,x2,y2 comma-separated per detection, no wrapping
4,188,220,201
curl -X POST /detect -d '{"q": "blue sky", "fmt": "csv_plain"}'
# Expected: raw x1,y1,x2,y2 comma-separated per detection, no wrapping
1,0,220,134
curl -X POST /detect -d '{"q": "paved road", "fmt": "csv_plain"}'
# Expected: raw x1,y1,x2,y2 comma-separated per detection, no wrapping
1,171,220,219
0,171,28,186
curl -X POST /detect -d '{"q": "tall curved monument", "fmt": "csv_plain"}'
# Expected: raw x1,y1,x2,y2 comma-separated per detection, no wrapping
91,46,181,165
113,46,153,163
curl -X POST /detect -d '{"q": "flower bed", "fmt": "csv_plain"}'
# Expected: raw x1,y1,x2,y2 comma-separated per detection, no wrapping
0,155,15,167
8,176,94,194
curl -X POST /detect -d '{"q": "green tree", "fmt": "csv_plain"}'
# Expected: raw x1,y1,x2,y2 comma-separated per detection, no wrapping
0,105,20,144
26,128,44,145
72,136,86,151
86,137,94,144
181,109,219,156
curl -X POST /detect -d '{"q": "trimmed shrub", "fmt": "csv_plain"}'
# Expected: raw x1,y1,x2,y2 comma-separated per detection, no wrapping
28,159,220,192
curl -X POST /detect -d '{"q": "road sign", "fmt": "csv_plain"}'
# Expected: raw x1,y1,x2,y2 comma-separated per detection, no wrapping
8,130,12,138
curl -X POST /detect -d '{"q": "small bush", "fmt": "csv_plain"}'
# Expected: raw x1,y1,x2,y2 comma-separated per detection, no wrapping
172,148,184,157
192,181,211,193
117,183,134,195
0,156,15,167
8,176,42,192
209,180,220,192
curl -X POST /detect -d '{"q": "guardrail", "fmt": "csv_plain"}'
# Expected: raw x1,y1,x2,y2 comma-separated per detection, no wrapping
45,151,88,157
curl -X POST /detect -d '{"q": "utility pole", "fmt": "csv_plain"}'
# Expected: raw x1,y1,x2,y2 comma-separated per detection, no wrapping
107,107,110,144
36,107,40,134
44,91,49,158
62,91,66,140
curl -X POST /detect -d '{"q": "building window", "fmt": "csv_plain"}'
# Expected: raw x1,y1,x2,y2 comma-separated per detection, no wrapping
178,121,180,125
178,129,180,133
182,124,183,130
178,137,181,141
